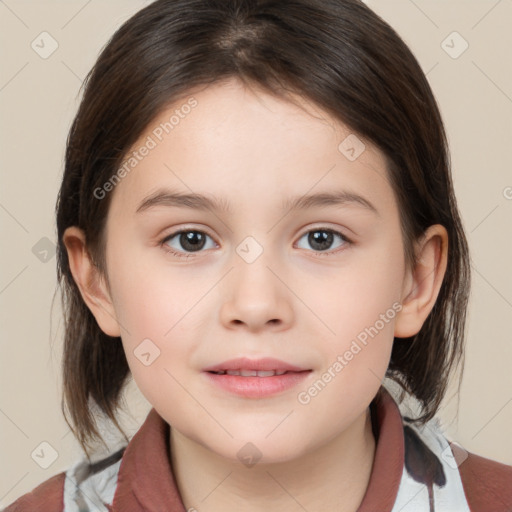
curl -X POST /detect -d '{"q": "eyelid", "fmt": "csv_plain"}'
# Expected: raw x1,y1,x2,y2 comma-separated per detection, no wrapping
160,224,219,244
296,222,352,239
160,223,351,243
294,222,354,248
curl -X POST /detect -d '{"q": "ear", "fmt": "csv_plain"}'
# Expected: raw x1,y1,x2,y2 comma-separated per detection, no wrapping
62,226,121,337
394,224,448,338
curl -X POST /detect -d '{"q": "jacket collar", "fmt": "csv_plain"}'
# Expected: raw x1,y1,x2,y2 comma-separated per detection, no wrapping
111,386,404,511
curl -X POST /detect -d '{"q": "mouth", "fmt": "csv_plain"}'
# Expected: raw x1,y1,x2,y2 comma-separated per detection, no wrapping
204,366,312,398
202,356,310,374
207,369,304,377
202,357,312,397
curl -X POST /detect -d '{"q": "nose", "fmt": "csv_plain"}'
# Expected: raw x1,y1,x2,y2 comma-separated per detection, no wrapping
219,254,294,333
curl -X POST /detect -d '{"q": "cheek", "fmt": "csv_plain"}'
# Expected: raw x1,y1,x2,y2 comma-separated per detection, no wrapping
109,249,204,339
107,252,213,401
309,236,403,338
294,265,401,430
302,235,404,387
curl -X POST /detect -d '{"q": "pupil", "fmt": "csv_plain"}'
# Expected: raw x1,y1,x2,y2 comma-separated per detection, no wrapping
309,230,333,251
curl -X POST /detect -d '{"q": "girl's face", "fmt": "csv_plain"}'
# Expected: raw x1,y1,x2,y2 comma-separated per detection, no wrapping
101,79,410,463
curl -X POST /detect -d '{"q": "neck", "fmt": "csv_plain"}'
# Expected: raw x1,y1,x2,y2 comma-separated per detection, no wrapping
169,406,376,512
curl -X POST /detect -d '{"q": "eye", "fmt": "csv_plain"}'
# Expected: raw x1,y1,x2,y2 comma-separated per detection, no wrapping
295,228,350,255
160,226,351,259
161,229,217,258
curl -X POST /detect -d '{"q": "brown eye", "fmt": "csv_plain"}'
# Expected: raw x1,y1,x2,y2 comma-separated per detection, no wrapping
296,228,350,254
162,230,216,256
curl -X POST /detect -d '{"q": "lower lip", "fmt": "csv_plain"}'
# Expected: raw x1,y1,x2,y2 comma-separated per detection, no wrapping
203,371,312,398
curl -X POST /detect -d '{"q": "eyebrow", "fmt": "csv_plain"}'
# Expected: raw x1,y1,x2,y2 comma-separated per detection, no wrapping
136,188,379,216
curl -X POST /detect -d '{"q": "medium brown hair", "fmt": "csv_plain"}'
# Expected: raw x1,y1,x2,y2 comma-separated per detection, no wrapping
56,0,470,458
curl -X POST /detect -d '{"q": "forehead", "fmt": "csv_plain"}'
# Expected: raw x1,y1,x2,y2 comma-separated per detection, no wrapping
107,79,393,217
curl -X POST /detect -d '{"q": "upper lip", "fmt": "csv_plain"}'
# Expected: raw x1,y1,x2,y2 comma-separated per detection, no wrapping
203,357,310,373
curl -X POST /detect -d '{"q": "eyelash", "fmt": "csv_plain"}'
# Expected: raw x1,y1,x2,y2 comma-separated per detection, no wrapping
159,227,352,259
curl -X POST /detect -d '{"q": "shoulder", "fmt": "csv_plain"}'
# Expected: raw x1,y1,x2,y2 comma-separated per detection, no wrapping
3,445,125,512
394,393,511,512
2,471,66,512
453,442,512,511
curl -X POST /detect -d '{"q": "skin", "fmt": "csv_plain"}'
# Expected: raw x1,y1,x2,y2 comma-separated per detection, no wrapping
64,78,448,511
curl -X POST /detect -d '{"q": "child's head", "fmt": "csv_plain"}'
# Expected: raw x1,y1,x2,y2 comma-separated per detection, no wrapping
57,0,470,460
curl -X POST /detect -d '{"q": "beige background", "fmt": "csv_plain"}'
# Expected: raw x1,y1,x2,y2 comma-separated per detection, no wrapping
1,0,511,507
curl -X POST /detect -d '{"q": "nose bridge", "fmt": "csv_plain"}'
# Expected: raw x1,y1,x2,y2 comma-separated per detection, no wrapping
219,235,293,330
232,235,281,303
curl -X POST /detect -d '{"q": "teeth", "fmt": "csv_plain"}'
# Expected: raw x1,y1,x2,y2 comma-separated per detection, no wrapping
214,369,289,377
239,369,257,377
254,370,278,377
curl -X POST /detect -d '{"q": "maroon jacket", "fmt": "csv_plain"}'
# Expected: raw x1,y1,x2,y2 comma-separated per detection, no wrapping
4,388,512,511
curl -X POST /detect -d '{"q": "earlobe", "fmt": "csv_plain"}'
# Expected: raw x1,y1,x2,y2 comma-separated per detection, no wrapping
62,226,121,337
394,225,448,338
